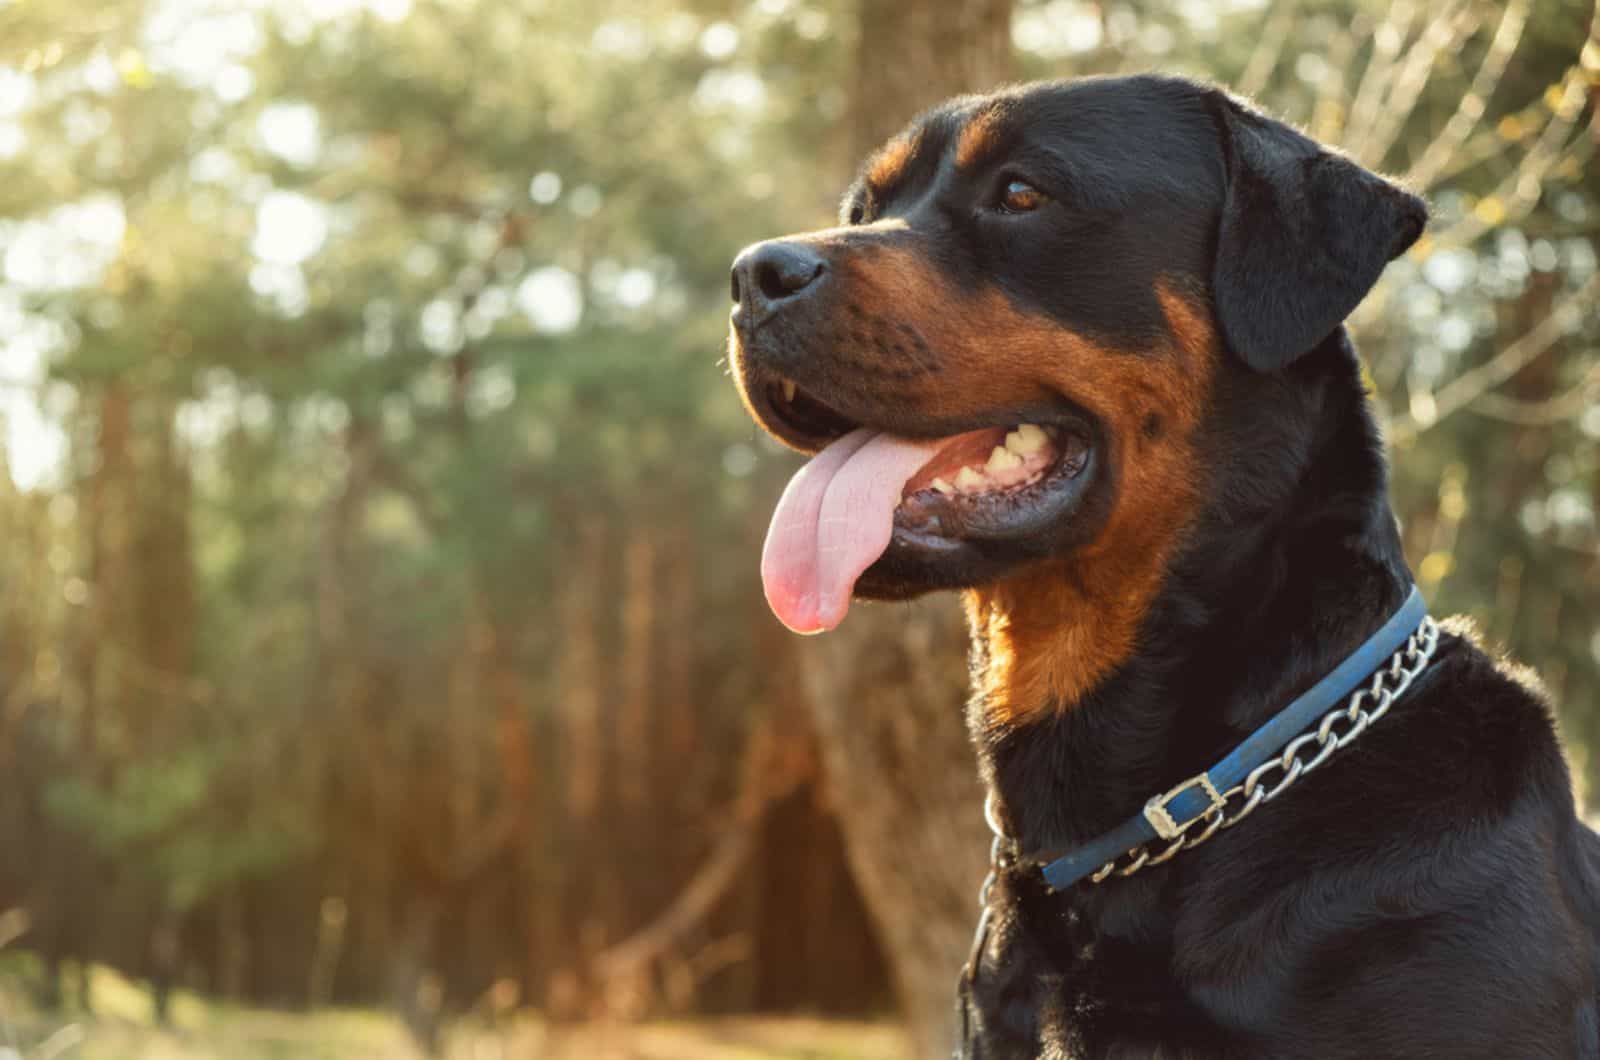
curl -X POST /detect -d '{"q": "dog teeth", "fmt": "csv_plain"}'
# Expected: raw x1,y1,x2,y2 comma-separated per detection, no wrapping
780,379,797,402
986,445,1022,472
954,467,985,492
930,477,954,495
1006,423,1048,456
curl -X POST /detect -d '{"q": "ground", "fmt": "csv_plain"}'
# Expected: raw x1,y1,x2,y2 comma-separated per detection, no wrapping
0,961,907,1060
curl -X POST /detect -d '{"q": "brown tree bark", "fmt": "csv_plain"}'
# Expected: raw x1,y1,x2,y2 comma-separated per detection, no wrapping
780,6,1016,1055
851,0,1015,156
560,519,607,826
797,604,988,1058
659,526,700,800
616,531,655,808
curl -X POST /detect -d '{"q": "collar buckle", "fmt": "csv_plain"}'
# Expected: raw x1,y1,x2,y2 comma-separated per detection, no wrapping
1142,772,1224,840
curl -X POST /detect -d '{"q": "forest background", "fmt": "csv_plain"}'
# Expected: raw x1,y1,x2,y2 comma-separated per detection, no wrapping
0,0,1596,1056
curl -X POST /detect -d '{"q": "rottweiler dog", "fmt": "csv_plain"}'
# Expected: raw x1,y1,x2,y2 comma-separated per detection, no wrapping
725,75,1600,1058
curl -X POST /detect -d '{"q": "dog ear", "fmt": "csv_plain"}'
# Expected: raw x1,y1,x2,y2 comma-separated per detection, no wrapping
1210,95,1427,372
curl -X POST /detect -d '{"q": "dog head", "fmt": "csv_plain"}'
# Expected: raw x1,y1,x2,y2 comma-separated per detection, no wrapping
728,75,1424,658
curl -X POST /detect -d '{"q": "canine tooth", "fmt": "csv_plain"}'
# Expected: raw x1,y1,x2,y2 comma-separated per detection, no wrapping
780,379,797,402
1008,423,1048,455
954,467,985,492
931,477,954,495
986,445,1022,472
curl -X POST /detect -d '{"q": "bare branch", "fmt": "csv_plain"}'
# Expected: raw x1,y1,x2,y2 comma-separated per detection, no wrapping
1311,20,1363,143
1433,0,1593,194
1404,0,1532,189
1354,1,1481,169
1466,361,1600,426
1343,0,1419,150
1237,0,1298,100
590,815,762,985
590,770,806,1010
1426,101,1551,189
1390,270,1600,445
1431,69,1595,248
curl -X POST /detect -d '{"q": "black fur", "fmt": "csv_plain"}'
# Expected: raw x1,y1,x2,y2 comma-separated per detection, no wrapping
964,327,1600,1057
730,75,1600,1057
929,81,1600,1058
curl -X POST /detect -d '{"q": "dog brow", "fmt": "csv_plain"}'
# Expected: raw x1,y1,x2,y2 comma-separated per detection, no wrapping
955,103,1007,170
866,132,919,196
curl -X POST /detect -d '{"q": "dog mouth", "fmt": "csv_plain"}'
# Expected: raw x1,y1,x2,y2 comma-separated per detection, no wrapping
891,422,1091,537
755,374,1097,633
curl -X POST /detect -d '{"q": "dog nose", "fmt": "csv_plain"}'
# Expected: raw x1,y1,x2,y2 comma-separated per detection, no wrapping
730,241,827,323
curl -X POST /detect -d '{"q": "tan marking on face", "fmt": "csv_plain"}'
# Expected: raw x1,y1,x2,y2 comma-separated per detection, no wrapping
964,286,1218,727
955,106,1006,170
830,245,1219,724
867,134,918,193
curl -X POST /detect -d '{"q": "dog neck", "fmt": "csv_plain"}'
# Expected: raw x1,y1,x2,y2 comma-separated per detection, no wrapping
967,328,1414,862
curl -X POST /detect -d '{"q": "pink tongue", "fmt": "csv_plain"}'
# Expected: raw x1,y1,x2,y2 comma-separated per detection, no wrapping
761,428,944,634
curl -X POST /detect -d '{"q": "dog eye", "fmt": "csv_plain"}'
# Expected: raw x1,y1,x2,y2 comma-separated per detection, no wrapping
997,179,1046,214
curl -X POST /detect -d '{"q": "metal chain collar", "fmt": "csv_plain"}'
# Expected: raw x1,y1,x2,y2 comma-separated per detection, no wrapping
978,614,1440,898
1085,615,1439,883
955,792,1014,1047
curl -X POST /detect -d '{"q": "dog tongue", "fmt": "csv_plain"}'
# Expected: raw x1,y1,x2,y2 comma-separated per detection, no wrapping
762,428,944,634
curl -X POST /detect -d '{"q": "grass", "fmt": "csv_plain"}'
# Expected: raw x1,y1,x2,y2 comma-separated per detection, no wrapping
0,960,906,1060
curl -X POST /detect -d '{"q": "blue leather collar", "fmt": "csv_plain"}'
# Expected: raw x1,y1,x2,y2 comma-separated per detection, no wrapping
1034,586,1430,891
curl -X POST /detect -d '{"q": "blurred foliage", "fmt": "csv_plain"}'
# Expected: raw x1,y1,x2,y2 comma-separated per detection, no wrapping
0,0,1594,1052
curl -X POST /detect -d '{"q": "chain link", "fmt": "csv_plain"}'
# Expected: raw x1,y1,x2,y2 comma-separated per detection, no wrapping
1082,616,1440,885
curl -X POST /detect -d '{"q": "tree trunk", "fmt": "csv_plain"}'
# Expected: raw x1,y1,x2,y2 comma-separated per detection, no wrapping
851,0,1014,155
617,531,655,809
793,5,1014,1054
798,605,988,1058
